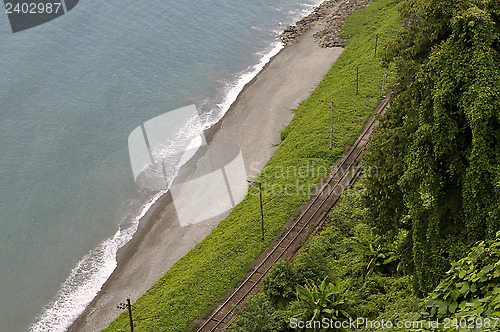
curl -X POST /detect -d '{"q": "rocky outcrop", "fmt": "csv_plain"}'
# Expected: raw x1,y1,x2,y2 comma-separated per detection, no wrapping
280,0,372,47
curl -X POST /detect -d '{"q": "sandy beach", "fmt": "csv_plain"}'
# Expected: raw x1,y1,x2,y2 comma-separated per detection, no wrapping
68,4,343,331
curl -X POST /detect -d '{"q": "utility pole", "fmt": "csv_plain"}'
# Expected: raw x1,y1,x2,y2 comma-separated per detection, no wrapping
117,299,134,332
258,182,264,241
329,101,334,150
247,180,264,241
127,299,134,332
116,298,160,331
381,73,387,97
320,99,335,150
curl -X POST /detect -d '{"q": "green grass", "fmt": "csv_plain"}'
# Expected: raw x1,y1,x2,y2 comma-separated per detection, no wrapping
104,0,404,330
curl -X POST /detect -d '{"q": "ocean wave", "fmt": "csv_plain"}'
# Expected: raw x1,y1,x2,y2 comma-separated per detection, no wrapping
29,190,164,332
207,41,284,128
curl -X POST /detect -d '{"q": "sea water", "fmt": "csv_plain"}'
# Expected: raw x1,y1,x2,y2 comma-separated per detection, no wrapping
0,0,322,330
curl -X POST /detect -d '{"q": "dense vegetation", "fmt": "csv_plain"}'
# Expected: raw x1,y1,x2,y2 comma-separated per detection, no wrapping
231,213,500,331
364,0,500,295
104,0,402,330
228,181,420,332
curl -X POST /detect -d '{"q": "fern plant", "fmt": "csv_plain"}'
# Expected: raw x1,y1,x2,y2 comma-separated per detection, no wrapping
293,277,350,324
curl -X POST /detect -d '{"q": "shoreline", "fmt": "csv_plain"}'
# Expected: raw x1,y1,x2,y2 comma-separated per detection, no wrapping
67,1,347,331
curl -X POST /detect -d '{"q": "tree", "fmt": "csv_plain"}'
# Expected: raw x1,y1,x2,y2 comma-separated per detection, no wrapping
263,260,300,308
364,0,500,295
227,295,277,332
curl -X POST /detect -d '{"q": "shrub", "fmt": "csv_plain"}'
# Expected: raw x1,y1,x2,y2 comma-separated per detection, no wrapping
227,295,277,332
421,232,500,325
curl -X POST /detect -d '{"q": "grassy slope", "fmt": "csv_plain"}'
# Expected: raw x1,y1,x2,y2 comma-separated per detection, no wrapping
105,0,403,330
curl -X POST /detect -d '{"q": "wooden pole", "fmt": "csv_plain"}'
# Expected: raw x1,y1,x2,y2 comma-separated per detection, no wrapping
127,299,134,332
329,101,334,150
381,73,387,97
374,33,379,57
258,182,264,241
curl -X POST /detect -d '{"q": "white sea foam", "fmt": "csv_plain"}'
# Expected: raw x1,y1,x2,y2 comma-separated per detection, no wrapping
29,109,208,332
29,190,164,332
207,41,284,127
207,0,324,127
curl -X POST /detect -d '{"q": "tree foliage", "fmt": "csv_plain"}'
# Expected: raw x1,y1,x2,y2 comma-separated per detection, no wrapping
263,260,300,308
227,295,277,332
364,0,500,295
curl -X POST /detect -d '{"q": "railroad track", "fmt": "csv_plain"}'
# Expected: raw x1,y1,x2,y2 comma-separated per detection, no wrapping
195,95,390,332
